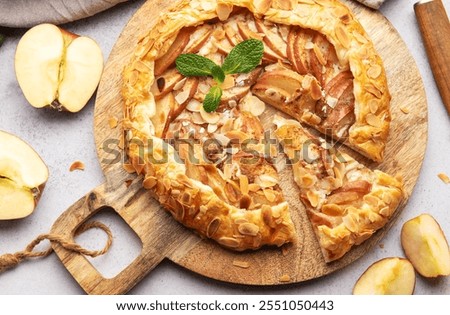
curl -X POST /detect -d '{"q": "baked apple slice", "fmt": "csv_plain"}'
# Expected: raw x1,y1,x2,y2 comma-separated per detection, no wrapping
0,131,48,220
15,24,103,113
154,27,193,76
254,18,287,59
252,66,322,117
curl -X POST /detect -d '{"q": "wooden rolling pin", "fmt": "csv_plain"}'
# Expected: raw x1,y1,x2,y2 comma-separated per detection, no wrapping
414,0,450,115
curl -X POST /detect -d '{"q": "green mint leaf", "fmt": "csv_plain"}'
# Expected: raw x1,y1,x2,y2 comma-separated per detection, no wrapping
203,86,222,113
211,65,225,83
176,54,218,77
221,39,264,75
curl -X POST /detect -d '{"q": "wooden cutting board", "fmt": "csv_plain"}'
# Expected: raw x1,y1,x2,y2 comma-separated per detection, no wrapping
50,0,427,294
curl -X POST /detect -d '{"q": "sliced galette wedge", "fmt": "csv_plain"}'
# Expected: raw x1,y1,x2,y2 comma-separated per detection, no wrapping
273,116,403,261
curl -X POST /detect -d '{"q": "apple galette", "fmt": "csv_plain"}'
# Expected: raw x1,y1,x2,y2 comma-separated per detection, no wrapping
122,0,403,261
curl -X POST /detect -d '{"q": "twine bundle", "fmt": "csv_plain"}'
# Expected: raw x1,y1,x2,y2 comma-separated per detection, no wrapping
0,221,112,273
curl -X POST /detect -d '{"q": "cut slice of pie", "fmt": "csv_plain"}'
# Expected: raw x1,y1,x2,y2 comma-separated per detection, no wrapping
273,115,403,262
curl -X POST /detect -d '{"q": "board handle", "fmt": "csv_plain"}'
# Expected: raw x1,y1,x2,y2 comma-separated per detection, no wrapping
414,0,450,115
50,177,166,295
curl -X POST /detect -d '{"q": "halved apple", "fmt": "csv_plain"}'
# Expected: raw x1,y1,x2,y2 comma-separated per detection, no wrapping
0,131,49,220
353,258,416,295
401,214,450,278
15,24,104,113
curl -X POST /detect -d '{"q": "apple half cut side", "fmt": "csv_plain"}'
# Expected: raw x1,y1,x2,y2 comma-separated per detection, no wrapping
353,257,416,295
0,131,49,220
14,24,104,113
401,214,450,278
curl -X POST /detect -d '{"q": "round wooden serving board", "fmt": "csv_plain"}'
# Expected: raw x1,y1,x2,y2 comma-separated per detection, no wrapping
51,0,427,295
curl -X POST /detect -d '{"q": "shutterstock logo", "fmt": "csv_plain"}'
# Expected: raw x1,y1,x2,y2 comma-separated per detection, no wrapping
100,129,346,167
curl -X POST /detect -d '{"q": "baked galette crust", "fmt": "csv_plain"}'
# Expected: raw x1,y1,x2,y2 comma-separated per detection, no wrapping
122,0,394,254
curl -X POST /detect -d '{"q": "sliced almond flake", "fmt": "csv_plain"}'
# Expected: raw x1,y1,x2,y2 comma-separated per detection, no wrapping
108,116,118,129
223,163,232,180
400,106,410,114
143,176,157,189
438,173,450,184
123,163,136,174
238,222,259,236
304,41,314,50
313,44,327,66
379,206,391,217
198,81,211,94
256,174,279,187
232,260,250,269
69,161,85,172
310,79,323,100
239,175,249,195
302,75,313,89
219,137,234,150
221,75,235,90
173,77,187,91
186,99,202,112
326,95,338,108
263,189,277,202
192,112,206,124
367,65,382,79
248,183,261,192
216,3,233,21
366,113,382,128
228,100,238,108
306,190,319,208
335,25,350,49
200,109,221,124
221,118,234,133
332,6,348,18
175,89,190,105
207,123,218,133
368,99,379,114
301,111,322,125
207,217,221,238
353,31,368,44
365,84,383,98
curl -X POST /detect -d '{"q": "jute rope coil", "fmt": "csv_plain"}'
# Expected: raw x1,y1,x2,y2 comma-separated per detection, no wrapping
0,221,113,273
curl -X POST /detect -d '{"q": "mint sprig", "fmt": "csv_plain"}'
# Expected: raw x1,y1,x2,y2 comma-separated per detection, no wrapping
211,65,225,83
222,39,264,74
175,39,264,112
204,86,223,113
175,54,217,77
